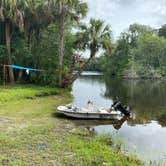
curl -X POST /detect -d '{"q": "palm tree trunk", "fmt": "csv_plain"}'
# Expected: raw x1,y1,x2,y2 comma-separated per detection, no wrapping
57,12,65,87
71,57,93,82
5,20,15,85
64,53,95,87
62,56,75,87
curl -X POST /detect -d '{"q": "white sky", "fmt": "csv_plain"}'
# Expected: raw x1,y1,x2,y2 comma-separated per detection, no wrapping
83,0,166,39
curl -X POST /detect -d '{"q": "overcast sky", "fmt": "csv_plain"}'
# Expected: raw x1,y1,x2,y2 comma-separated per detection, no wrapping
83,0,166,39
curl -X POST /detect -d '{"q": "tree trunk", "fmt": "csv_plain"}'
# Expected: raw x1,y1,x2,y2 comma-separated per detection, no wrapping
27,28,32,49
57,7,65,87
62,55,76,87
5,20,15,85
71,57,93,82
63,52,95,87
17,69,23,83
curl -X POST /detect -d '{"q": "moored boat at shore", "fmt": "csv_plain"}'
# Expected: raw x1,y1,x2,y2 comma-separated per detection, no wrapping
57,104,122,120
57,100,131,120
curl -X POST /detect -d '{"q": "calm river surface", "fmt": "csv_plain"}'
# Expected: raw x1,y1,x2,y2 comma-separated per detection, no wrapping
72,72,166,164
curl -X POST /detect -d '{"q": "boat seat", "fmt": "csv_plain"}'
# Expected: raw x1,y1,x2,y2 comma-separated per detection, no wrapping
81,108,89,112
99,109,108,113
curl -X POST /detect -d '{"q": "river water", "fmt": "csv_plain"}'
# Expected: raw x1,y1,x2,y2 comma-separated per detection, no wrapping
72,72,166,165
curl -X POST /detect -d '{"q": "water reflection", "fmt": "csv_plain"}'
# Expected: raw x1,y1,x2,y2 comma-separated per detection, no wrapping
72,116,129,130
72,74,166,163
72,75,111,108
104,78,166,127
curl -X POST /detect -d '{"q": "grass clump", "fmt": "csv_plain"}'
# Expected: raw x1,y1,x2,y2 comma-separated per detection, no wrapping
0,85,66,103
63,129,143,166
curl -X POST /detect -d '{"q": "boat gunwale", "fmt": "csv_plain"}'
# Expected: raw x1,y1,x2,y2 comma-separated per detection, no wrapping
57,110,121,115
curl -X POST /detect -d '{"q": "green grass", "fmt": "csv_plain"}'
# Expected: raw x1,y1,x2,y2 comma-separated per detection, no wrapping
0,85,143,166
0,85,64,103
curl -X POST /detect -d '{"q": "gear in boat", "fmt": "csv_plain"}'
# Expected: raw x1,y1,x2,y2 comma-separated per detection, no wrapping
65,100,131,116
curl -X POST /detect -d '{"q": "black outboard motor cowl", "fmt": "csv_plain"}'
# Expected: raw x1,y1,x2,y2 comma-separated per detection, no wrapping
112,101,130,116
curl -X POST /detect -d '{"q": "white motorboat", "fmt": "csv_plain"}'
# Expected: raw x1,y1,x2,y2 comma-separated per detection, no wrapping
57,104,122,120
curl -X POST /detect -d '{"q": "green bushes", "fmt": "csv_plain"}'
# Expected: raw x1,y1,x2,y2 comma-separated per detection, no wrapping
104,24,166,78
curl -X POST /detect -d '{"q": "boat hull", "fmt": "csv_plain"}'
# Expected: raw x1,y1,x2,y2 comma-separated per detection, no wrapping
61,111,121,120
57,106,122,120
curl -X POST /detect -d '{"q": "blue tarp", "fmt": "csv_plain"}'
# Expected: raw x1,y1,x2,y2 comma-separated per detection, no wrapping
8,65,43,71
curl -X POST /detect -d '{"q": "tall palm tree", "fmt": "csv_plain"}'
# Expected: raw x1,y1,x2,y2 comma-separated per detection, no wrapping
45,0,88,87
69,19,112,85
0,0,27,84
24,0,51,48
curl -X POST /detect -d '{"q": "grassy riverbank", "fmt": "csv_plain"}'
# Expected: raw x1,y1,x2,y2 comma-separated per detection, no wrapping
0,85,142,165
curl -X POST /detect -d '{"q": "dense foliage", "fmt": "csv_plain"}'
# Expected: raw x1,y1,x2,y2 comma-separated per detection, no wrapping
0,0,112,87
87,24,166,79
1,0,166,87
84,56,108,72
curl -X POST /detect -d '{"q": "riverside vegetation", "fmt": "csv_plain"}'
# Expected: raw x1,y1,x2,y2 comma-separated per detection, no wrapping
0,85,142,165
0,0,111,87
85,24,166,79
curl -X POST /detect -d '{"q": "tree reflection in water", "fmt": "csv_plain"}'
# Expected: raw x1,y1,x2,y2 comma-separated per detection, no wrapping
104,77,166,127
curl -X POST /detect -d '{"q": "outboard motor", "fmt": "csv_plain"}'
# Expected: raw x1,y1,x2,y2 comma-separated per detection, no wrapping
112,101,130,116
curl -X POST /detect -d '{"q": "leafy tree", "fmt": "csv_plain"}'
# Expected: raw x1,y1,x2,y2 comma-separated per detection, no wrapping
0,0,28,84
128,23,155,46
125,34,166,78
104,23,165,79
106,32,130,76
84,56,108,72
30,23,76,85
65,19,112,86
159,24,166,38
45,0,88,87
